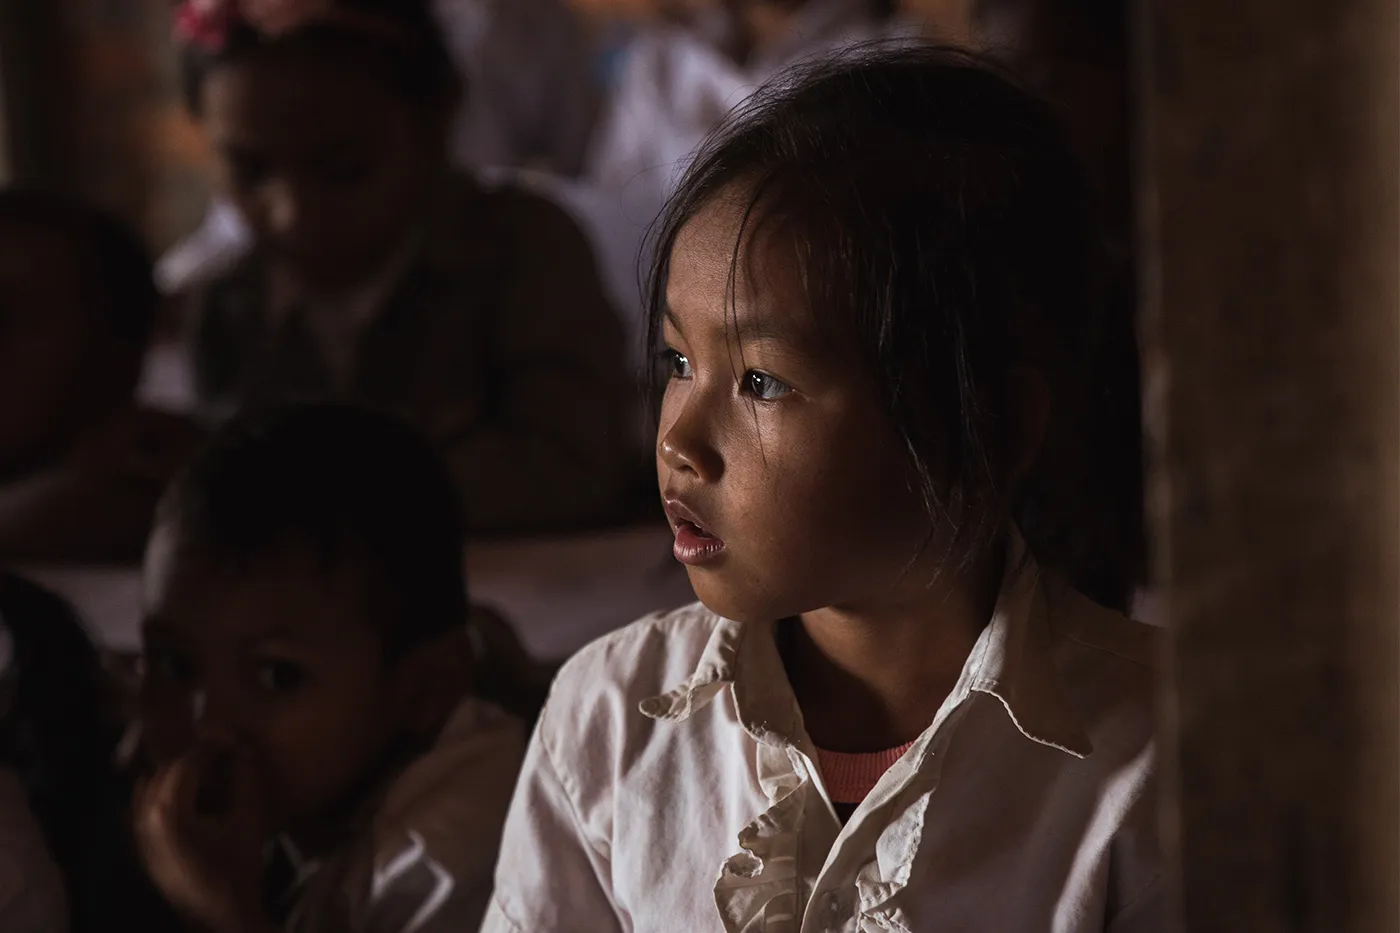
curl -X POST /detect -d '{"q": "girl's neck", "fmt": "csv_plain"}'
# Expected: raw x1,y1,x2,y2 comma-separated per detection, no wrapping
786,550,1004,753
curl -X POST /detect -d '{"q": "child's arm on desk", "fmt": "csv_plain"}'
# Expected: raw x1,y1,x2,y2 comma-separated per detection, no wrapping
0,407,202,562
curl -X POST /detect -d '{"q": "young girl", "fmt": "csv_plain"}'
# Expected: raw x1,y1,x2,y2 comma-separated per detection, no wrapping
484,46,1161,932
173,0,636,534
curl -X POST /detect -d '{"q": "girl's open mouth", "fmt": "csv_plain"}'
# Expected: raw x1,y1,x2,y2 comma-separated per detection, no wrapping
672,519,726,566
663,499,727,566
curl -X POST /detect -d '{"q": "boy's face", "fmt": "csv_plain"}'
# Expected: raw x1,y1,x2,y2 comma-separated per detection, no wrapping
139,528,415,844
0,223,127,479
656,193,939,625
201,54,442,293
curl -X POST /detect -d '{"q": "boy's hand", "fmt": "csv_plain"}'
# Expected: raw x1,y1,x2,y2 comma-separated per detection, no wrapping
134,738,275,933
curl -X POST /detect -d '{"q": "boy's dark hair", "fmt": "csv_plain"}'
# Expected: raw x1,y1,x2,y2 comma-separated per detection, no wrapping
0,187,158,348
645,44,1129,605
156,403,468,659
179,0,461,119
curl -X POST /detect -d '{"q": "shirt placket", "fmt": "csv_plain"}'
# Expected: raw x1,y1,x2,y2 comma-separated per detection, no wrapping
797,692,978,933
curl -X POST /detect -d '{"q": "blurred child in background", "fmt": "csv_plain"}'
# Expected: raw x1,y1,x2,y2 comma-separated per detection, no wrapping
158,0,602,292
0,189,199,562
587,0,918,220
134,403,524,933
173,0,636,534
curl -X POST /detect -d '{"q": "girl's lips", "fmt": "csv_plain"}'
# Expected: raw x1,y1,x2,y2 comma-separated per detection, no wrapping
663,498,726,566
672,521,726,566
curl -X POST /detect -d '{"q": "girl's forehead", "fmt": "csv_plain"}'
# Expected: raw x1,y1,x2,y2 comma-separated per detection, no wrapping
665,196,817,340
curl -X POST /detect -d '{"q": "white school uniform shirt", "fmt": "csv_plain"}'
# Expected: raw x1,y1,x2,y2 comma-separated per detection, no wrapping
584,0,925,221
284,698,525,933
574,1,926,344
482,557,1163,933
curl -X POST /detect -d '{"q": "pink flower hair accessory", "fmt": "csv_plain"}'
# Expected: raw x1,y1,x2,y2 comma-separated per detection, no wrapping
173,0,335,52
173,0,239,52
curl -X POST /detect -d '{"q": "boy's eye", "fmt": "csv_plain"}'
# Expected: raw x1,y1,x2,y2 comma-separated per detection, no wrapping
743,370,791,401
665,349,693,380
256,659,308,693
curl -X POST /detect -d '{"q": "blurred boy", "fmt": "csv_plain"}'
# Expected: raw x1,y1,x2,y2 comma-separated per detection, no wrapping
133,404,524,933
0,189,199,561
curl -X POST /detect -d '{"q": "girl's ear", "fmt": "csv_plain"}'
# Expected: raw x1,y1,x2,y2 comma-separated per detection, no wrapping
390,629,472,738
1006,363,1051,482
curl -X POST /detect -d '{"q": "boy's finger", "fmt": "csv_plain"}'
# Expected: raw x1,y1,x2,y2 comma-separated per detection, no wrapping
155,741,225,827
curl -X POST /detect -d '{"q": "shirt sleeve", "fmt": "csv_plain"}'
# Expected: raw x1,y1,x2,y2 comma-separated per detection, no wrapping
438,191,638,533
482,711,623,933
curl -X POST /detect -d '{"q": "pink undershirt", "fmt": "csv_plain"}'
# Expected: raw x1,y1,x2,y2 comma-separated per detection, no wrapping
815,741,917,805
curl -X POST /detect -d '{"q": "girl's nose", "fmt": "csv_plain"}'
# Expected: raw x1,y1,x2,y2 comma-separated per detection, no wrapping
657,401,723,483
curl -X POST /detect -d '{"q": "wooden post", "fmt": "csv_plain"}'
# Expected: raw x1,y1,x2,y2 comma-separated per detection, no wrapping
1139,0,1400,929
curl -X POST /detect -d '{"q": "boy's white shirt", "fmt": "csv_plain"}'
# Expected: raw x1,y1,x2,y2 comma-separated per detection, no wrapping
482,554,1163,933
286,697,525,933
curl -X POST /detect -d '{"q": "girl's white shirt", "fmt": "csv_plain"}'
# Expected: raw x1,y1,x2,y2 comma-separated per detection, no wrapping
483,549,1162,933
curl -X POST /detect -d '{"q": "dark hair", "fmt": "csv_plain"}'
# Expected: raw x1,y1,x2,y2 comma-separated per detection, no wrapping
0,187,158,347
645,44,1127,603
179,0,461,119
156,403,469,659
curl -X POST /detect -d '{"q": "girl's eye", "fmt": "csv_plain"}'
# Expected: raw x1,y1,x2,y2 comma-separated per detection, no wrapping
256,659,308,693
743,370,792,401
665,349,693,380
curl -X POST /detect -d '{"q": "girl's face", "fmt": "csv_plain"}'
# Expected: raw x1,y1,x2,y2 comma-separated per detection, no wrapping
657,193,938,624
201,53,443,292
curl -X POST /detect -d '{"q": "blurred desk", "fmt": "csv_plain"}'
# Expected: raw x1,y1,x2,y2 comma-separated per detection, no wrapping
12,522,695,663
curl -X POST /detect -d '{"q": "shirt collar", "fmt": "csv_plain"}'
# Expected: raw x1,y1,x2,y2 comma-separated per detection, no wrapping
967,552,1094,758
639,539,1093,759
